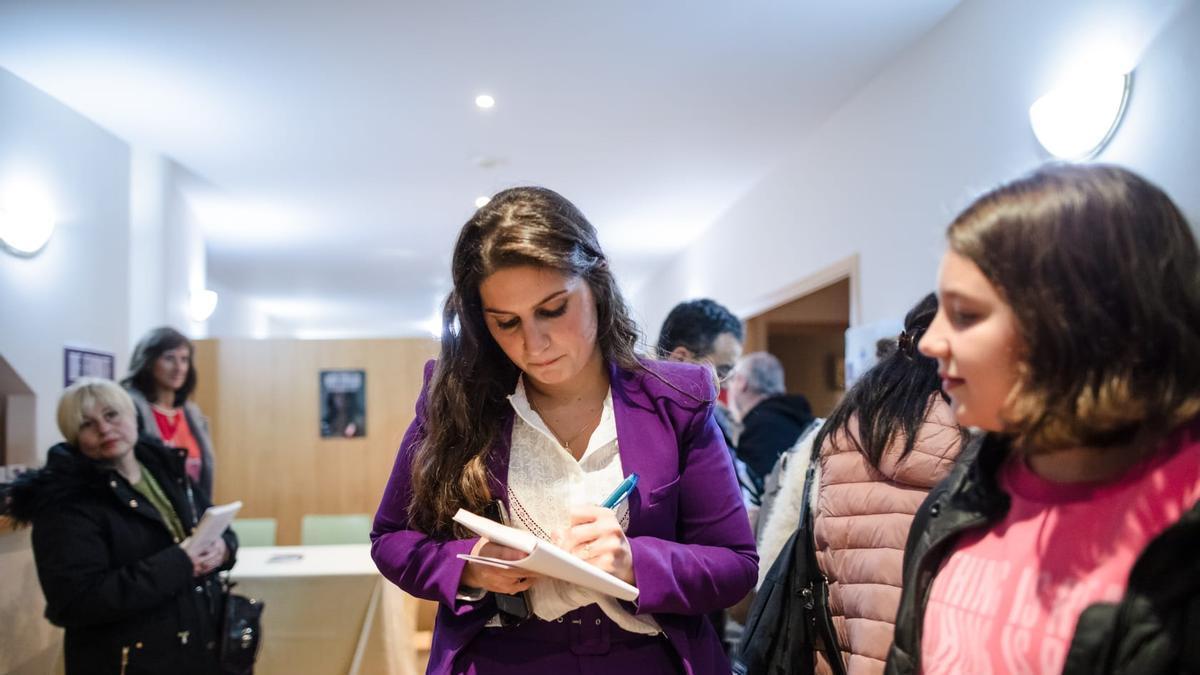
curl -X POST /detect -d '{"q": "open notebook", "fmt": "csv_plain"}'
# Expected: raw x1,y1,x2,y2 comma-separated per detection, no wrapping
452,508,639,602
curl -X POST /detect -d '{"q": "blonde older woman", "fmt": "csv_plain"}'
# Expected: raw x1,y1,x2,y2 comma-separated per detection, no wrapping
6,378,237,675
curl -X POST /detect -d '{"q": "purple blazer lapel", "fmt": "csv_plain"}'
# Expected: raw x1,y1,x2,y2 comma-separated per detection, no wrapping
609,362,681,538
482,364,687,536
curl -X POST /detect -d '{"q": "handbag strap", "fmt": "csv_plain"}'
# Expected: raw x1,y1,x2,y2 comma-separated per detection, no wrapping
797,439,847,675
798,437,821,533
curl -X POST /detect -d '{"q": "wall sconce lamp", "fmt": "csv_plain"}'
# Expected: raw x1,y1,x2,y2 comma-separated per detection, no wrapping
189,289,219,322
1029,70,1133,160
0,181,57,257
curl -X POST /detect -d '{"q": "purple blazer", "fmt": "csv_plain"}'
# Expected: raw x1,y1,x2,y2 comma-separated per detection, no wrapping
371,359,758,674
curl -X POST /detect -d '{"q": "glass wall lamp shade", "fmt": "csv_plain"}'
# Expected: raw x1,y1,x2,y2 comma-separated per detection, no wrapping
0,194,56,257
190,289,219,322
1029,71,1132,160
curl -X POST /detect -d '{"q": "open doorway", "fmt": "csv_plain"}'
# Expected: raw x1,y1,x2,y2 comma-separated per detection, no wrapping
742,265,855,417
0,353,36,468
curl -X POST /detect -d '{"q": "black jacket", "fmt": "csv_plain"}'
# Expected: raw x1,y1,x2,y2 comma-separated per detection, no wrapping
6,438,238,675
738,394,814,498
885,431,1200,675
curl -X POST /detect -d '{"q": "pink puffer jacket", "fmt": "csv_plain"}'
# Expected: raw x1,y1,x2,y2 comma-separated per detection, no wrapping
812,397,961,675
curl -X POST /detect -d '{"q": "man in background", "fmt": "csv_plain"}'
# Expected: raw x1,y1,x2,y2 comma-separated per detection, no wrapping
657,298,744,451
657,298,746,657
727,352,813,502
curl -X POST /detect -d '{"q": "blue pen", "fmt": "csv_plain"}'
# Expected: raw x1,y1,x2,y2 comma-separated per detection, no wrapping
600,473,639,509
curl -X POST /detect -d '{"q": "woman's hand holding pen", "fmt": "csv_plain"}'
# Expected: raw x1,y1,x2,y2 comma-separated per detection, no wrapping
558,505,636,585
460,538,539,594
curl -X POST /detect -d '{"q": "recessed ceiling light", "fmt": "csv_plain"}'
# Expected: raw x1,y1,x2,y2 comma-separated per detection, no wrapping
475,94,495,109
475,196,491,208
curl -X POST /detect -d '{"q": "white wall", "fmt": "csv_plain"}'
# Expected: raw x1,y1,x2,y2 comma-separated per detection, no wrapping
634,0,1200,335
128,148,169,342
206,281,269,338
131,158,222,342
162,166,209,337
0,66,207,456
0,66,132,457
130,152,215,343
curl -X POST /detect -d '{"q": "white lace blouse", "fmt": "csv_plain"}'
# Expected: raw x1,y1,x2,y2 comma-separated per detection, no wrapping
505,377,661,635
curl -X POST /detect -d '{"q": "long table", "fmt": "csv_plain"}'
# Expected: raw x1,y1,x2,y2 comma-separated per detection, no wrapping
230,544,424,675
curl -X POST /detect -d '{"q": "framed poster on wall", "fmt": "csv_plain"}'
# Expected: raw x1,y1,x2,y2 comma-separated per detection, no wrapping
63,346,115,387
319,369,366,438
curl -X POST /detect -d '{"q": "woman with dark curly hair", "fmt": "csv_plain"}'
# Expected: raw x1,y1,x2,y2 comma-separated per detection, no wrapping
370,186,757,674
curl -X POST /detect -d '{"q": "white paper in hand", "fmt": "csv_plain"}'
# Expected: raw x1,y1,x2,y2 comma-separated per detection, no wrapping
188,501,242,552
452,508,639,602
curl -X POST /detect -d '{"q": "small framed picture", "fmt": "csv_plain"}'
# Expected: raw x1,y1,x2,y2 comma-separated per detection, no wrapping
319,370,366,438
64,346,115,387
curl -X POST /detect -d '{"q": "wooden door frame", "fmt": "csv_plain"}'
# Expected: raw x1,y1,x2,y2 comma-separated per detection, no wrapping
739,254,860,353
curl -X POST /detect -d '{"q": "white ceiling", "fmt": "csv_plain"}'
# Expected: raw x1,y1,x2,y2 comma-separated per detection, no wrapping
0,1,962,337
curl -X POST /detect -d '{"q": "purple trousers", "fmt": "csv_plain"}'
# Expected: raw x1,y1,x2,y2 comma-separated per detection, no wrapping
449,604,684,675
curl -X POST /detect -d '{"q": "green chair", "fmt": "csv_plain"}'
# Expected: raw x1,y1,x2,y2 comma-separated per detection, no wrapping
300,513,372,546
231,518,278,547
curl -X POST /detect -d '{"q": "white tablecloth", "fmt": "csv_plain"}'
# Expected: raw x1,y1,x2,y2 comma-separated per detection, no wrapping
231,544,381,578
230,544,422,675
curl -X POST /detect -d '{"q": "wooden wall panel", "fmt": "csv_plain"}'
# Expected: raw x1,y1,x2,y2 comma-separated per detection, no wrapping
742,276,852,418
743,316,769,354
768,330,846,417
192,340,219,431
192,338,438,545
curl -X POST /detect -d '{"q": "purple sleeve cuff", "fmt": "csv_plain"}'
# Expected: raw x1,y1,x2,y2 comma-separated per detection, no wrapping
371,533,486,613
626,536,756,616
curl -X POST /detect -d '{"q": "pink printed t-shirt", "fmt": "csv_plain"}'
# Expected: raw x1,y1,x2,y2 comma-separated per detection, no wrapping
920,424,1200,675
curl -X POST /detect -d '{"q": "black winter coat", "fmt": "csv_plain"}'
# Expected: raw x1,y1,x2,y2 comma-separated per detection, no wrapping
885,430,1200,675
738,394,814,499
6,438,238,675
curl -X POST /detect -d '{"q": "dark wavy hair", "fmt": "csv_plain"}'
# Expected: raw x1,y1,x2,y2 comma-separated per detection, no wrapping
121,327,196,407
948,163,1200,451
656,298,743,358
814,293,957,467
408,186,642,538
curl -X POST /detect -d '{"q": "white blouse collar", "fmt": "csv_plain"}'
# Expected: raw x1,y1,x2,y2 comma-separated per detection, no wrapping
508,376,616,460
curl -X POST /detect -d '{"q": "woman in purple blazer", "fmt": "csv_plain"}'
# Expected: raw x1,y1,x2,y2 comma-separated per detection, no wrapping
371,186,757,674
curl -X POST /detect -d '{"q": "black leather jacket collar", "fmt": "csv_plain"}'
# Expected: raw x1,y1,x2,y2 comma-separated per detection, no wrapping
886,430,1200,675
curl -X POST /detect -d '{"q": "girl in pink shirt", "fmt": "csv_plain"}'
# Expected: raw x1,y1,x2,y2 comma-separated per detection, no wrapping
884,164,1200,675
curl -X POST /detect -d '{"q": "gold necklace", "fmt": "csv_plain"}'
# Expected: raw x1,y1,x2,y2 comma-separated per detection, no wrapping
528,396,598,450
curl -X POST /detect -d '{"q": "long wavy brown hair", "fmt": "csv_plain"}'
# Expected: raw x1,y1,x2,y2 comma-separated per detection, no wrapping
948,163,1200,452
408,186,642,538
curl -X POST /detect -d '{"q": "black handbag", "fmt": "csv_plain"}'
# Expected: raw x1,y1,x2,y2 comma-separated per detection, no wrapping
220,581,264,675
738,441,845,675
